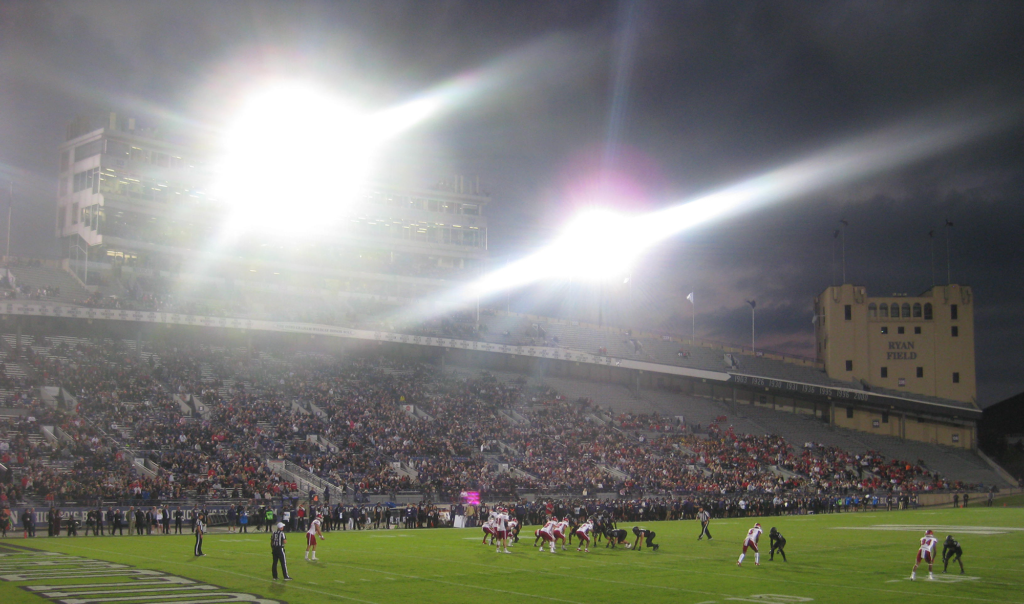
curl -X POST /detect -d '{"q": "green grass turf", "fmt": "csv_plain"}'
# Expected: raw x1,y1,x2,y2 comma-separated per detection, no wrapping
2,507,1022,604
992,493,1024,507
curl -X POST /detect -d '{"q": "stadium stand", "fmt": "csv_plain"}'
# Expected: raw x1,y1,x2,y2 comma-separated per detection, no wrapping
5,264,90,304
0,332,1008,515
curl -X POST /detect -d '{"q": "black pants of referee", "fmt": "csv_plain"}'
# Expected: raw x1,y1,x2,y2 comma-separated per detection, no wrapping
194,533,204,556
272,547,290,579
698,521,712,540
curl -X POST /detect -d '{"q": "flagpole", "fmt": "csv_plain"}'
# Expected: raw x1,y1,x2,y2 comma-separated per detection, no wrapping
840,219,848,284
928,230,936,287
751,304,755,354
945,219,953,285
747,299,756,355
687,292,695,341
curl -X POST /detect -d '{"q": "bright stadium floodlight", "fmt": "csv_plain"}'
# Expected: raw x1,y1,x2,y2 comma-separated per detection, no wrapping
215,82,395,238
391,105,1014,326
541,209,645,281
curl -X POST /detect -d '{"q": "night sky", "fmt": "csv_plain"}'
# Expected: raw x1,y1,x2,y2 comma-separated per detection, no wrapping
1,1,1022,406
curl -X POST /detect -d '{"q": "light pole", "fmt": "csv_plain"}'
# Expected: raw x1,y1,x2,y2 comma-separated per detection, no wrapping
4,180,12,267
747,299,756,355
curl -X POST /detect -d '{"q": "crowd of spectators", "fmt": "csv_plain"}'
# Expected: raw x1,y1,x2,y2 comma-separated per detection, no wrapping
0,335,989,512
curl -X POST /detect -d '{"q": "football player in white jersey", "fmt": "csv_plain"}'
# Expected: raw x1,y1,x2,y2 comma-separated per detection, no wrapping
494,507,511,554
481,514,495,545
538,516,557,553
737,523,762,566
553,517,570,551
305,514,326,561
575,519,593,553
507,517,520,546
911,529,938,580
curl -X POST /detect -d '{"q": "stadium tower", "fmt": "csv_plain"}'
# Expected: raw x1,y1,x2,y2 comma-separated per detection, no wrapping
815,283,978,446
55,111,489,302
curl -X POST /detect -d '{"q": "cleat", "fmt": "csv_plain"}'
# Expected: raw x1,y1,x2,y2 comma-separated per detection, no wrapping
284,577,292,581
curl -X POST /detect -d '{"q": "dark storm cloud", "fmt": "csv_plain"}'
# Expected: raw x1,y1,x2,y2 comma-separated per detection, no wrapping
1,1,1022,405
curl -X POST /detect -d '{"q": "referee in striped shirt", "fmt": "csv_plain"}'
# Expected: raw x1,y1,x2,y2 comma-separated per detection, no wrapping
697,507,713,541
194,514,206,557
271,522,292,580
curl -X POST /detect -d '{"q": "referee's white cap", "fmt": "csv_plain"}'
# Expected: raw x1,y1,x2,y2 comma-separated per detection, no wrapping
277,523,286,529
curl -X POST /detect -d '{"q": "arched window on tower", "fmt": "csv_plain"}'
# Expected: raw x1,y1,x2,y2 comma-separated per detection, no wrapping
890,303,899,318
868,303,877,318
879,304,889,318
924,303,933,320
901,303,911,318
913,303,922,318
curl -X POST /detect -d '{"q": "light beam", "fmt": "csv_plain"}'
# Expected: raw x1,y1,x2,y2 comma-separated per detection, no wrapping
394,107,1015,325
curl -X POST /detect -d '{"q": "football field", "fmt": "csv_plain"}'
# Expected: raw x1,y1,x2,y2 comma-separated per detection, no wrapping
2,507,1021,604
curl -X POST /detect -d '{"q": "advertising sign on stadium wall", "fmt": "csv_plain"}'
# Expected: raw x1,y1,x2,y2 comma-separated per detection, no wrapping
0,302,730,384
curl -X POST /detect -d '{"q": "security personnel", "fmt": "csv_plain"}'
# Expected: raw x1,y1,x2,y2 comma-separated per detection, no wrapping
769,527,787,561
697,507,713,540
194,514,206,557
174,507,184,534
271,522,292,580
22,507,35,538
942,535,964,574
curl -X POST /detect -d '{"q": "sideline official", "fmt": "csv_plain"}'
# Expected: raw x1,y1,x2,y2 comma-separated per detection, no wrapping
194,514,206,557
697,507,712,541
271,522,292,580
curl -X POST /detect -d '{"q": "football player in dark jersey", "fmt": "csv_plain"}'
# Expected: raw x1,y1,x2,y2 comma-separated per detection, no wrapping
942,535,964,574
769,527,787,562
631,526,658,551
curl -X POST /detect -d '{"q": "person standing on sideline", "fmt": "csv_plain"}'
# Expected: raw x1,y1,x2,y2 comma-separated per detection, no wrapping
127,506,136,535
174,507,184,534
22,507,35,538
194,514,206,557
271,522,292,580
697,507,712,541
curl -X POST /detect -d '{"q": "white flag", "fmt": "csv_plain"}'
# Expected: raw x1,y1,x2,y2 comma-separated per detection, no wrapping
686,292,694,304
